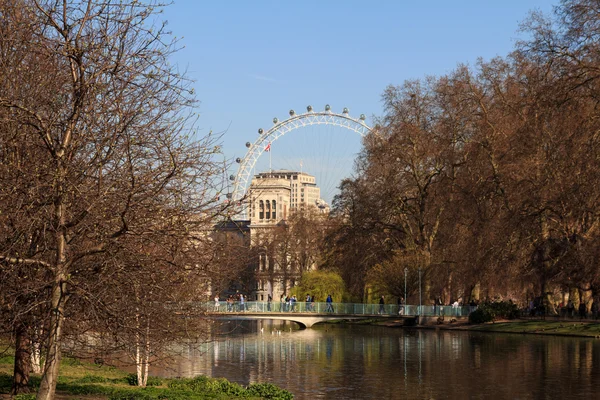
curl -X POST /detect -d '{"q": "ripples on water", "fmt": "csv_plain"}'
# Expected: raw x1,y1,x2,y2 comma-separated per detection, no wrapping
151,320,600,399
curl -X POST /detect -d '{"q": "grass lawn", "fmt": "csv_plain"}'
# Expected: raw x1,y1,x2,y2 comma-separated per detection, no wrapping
0,354,293,400
444,319,600,337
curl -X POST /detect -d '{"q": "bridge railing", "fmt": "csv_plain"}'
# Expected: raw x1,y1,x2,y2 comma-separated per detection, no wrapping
208,301,475,317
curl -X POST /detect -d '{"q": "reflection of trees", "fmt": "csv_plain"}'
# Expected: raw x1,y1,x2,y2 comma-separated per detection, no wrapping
151,324,600,399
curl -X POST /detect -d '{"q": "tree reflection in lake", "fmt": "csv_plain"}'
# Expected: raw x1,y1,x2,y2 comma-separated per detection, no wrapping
151,321,600,399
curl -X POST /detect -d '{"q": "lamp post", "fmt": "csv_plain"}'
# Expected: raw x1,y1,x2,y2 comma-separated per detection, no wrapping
418,266,422,316
404,267,408,310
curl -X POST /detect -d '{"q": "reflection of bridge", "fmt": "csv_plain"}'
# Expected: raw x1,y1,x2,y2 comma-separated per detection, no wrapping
201,301,474,329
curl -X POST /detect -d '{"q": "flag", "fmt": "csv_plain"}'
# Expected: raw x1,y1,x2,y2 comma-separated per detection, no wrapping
265,143,271,152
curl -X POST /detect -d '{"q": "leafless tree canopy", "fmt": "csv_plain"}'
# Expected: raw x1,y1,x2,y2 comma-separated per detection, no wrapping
0,0,227,397
325,0,600,308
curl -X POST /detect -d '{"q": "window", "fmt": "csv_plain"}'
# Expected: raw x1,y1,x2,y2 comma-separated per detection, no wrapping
272,200,277,219
266,200,271,220
259,200,264,220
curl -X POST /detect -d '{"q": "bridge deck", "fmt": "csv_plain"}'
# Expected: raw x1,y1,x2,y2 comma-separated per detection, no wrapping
200,301,473,317
185,301,475,328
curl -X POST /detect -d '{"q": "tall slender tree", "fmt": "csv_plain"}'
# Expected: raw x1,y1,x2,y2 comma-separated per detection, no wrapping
0,1,227,398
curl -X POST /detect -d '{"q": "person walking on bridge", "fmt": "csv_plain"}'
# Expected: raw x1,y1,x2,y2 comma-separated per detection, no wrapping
306,294,312,311
325,294,334,312
291,295,297,312
214,295,220,312
379,295,385,314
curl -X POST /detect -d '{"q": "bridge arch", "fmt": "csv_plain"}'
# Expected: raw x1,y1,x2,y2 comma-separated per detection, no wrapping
212,313,381,329
229,105,373,217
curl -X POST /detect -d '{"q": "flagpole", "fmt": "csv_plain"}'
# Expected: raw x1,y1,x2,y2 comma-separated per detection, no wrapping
269,147,272,173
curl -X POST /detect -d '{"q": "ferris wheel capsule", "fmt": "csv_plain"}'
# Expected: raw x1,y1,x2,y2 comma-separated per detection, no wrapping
229,175,235,181
273,117,278,124
289,109,295,116
236,157,242,163
245,142,251,148
307,105,313,112
343,107,349,114
360,114,366,120
325,104,331,111
258,128,263,135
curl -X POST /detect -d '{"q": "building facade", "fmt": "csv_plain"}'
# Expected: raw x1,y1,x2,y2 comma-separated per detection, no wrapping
247,170,327,301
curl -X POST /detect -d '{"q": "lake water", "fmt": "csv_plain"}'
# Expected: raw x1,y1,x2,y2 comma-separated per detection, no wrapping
153,320,600,399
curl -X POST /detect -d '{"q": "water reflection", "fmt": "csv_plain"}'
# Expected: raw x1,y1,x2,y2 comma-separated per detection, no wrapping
152,321,600,399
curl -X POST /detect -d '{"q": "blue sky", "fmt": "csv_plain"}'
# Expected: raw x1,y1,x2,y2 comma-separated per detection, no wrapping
162,0,556,204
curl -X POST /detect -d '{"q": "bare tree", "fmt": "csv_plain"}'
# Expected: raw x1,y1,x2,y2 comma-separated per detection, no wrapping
0,1,227,398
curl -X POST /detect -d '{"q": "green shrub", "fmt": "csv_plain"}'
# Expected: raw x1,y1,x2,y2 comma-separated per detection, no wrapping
210,378,245,396
0,355,14,365
247,382,294,399
126,373,138,386
469,307,494,324
13,394,36,400
109,390,155,400
167,375,210,391
0,372,12,393
469,300,520,324
126,373,163,387
75,374,109,384
56,381,115,396
167,375,245,396
61,356,82,367
146,376,163,387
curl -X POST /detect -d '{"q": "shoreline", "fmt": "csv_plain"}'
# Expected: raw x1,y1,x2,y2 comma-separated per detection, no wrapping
374,318,600,338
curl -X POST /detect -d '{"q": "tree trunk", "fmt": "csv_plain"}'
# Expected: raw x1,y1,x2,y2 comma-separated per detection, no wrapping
36,273,67,400
542,281,556,315
143,321,150,387
30,326,42,375
37,160,69,400
135,332,150,387
469,283,480,302
11,324,31,395
569,286,580,307
580,285,593,312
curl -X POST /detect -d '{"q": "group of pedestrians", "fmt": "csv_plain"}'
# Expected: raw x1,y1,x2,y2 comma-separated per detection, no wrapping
558,298,600,319
213,292,248,312
277,294,315,312
212,292,338,313
279,294,298,311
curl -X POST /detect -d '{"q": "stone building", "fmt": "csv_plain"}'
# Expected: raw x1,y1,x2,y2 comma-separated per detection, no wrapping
212,170,328,302
247,170,328,301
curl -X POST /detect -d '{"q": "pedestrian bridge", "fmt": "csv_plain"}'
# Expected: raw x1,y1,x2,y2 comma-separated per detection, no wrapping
211,311,386,329
195,301,474,329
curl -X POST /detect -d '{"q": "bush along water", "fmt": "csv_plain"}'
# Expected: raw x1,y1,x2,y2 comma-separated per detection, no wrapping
469,300,520,324
1,371,294,400
167,376,294,400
